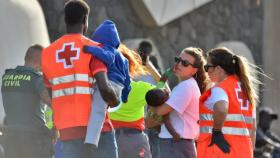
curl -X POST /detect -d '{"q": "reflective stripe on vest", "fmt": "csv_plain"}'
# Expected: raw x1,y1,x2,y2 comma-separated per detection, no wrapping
200,114,253,124
49,74,95,85
52,87,93,98
200,126,250,136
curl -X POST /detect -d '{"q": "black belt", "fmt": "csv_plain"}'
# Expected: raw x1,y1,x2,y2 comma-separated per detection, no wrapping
115,128,143,134
160,138,194,141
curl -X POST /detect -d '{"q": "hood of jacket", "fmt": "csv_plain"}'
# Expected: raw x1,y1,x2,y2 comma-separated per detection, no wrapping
92,20,120,48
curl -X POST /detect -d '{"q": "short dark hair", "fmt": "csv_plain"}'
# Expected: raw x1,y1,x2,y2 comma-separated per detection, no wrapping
145,89,169,107
24,44,43,62
64,0,90,25
138,41,152,55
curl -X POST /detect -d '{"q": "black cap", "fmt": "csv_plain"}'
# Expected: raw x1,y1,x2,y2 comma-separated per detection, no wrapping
259,107,278,120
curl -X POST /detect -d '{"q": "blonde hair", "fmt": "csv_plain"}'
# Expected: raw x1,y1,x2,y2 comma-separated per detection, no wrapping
118,44,148,78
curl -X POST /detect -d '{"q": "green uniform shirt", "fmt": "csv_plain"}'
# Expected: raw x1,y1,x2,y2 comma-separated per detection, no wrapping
1,66,48,132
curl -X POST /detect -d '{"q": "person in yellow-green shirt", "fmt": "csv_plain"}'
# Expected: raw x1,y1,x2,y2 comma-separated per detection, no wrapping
109,44,155,158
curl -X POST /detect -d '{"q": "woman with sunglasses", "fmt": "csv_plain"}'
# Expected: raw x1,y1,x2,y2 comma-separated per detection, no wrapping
154,47,209,158
197,47,259,158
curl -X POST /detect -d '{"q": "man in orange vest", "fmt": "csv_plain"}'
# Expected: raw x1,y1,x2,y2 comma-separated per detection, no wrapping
42,1,119,158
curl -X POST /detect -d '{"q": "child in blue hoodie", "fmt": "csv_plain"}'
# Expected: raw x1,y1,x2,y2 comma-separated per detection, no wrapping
83,20,131,147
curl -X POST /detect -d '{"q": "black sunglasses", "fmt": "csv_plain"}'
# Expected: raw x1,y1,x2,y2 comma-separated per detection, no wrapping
174,56,195,67
204,64,216,72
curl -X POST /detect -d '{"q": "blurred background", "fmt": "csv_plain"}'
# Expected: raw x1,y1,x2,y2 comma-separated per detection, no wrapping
0,0,279,136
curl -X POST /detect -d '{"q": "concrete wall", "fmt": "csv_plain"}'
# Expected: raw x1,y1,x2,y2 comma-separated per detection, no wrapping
0,0,50,123
39,0,263,63
262,0,280,134
39,0,263,87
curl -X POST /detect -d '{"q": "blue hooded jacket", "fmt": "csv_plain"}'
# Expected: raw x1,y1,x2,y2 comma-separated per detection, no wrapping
84,20,131,102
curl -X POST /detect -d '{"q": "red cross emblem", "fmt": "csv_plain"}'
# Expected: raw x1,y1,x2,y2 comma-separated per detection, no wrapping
56,42,80,68
235,82,249,110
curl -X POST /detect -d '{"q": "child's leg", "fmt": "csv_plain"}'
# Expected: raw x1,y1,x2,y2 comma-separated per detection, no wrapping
107,81,124,112
85,85,107,146
110,81,123,102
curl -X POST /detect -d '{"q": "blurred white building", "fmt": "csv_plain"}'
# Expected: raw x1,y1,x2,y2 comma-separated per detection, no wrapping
0,0,49,124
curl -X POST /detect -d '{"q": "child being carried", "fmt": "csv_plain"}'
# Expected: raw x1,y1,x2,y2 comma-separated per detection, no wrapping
145,88,181,141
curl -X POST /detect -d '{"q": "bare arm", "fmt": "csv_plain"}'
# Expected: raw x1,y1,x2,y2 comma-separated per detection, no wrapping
213,100,228,130
94,71,120,107
154,103,174,116
146,58,161,82
163,114,180,140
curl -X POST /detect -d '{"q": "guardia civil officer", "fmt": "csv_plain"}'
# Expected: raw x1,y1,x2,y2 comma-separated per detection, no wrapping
1,44,53,158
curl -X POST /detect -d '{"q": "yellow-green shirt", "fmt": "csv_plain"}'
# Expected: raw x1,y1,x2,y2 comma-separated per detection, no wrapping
110,81,155,130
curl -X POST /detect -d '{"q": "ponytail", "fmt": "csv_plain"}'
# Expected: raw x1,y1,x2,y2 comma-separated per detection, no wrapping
234,55,258,106
208,47,261,107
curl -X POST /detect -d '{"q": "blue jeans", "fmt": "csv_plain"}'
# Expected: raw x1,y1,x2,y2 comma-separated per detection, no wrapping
54,140,64,158
89,131,118,158
61,139,90,158
61,131,118,158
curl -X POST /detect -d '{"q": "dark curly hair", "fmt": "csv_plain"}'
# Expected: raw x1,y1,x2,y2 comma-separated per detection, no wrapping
145,89,169,107
64,0,90,26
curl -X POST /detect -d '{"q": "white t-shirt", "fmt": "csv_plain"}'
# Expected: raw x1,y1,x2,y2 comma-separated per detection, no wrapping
159,77,200,139
204,87,228,111
204,86,256,118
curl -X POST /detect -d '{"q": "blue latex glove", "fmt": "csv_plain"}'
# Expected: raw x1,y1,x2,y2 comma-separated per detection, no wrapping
83,45,115,66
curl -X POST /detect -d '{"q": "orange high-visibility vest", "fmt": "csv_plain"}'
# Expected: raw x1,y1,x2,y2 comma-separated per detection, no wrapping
197,75,254,158
42,34,101,130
